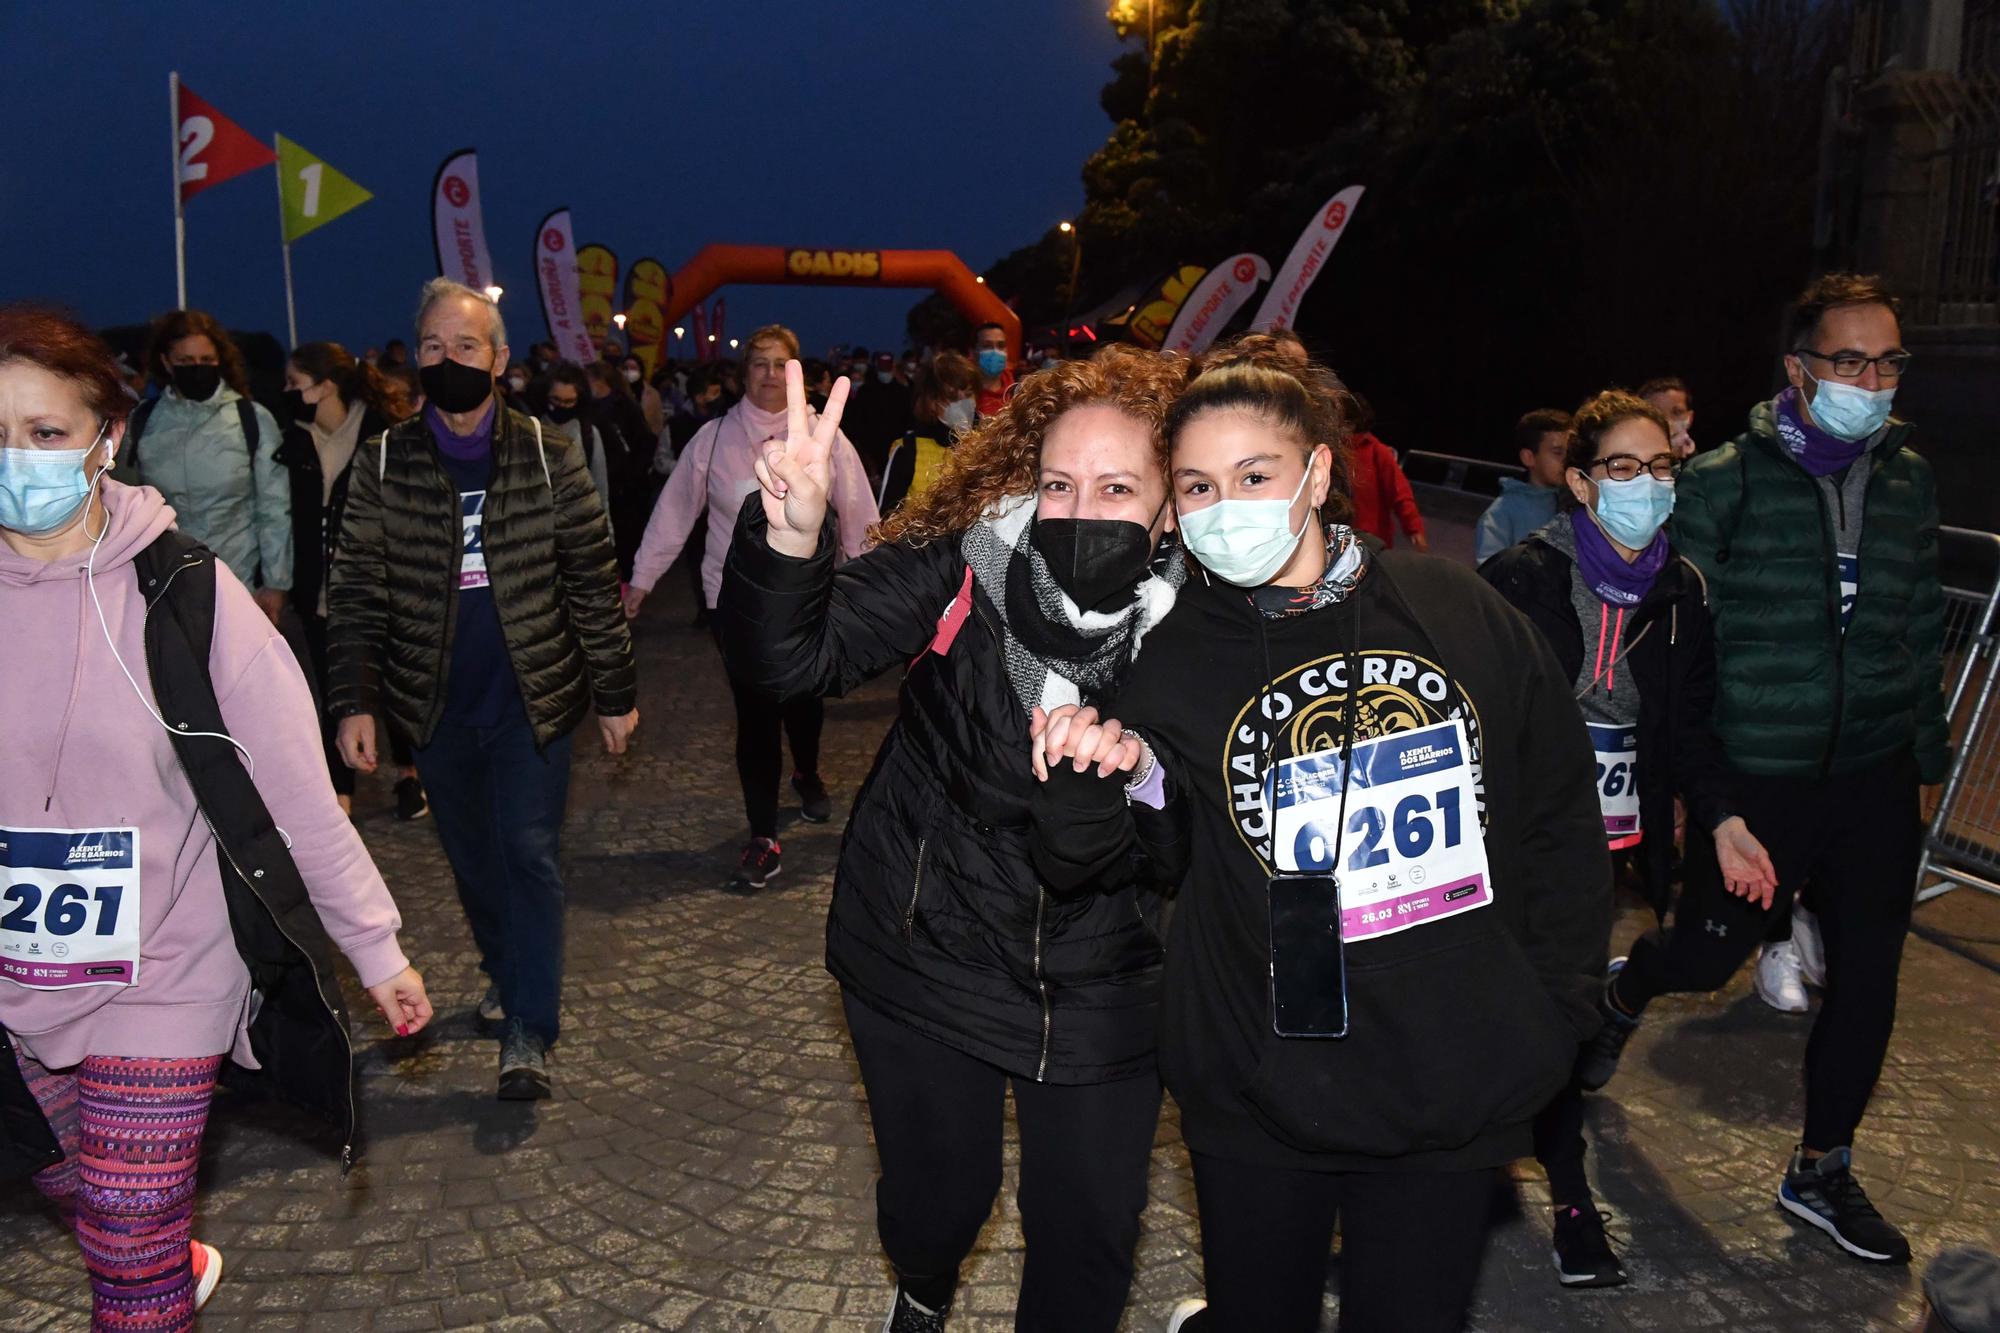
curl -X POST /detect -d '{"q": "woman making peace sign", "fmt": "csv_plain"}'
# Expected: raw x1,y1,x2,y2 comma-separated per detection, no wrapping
720,347,1189,1332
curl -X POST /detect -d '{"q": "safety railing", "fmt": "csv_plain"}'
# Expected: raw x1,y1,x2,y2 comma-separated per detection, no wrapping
1917,526,2000,903
1401,450,1525,499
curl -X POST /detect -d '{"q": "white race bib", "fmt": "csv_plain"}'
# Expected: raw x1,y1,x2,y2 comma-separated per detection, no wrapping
1267,718,1493,942
1586,722,1641,848
459,491,489,590
0,827,141,989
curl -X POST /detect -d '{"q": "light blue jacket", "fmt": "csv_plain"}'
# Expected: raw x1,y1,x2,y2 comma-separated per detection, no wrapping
130,387,292,591
1474,477,1561,565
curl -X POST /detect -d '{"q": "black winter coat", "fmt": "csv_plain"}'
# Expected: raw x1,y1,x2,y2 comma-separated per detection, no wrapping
1480,533,1733,913
719,505,1186,1085
325,404,637,751
275,407,391,623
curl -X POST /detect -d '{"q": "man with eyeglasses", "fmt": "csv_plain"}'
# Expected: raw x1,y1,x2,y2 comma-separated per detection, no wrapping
1576,273,1947,1267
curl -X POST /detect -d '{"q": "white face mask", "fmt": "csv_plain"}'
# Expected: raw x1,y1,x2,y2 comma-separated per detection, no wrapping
941,398,976,434
622,367,642,384
1176,463,1315,586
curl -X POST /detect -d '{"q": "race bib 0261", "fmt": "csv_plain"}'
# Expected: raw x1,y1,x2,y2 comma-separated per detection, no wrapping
1266,718,1493,942
0,827,141,989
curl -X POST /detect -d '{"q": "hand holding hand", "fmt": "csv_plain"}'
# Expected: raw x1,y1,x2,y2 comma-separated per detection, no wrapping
1029,705,1149,782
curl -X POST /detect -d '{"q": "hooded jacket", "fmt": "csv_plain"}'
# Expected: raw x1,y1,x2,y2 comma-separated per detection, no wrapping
1671,398,1948,782
1480,519,1733,913
1475,478,1562,566
0,483,407,1072
1070,550,1611,1171
124,386,292,593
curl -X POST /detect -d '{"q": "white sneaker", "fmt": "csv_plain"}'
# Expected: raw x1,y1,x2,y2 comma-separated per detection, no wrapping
1791,903,1827,987
1168,1299,1209,1332
1754,941,1810,1013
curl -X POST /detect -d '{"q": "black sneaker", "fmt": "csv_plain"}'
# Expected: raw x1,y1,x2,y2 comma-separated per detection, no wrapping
475,983,505,1031
1576,957,1641,1092
1778,1146,1910,1263
1551,1201,1628,1288
793,772,833,824
394,776,430,821
497,1019,551,1101
880,1289,947,1333
729,838,782,892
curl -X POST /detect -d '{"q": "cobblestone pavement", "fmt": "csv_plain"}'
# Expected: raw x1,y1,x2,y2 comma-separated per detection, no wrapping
2,576,1997,1332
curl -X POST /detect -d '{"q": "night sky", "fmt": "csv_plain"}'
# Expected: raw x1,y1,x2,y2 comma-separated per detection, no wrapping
2,1,1123,361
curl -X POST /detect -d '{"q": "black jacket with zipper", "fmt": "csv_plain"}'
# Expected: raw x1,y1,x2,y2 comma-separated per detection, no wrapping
1480,531,1733,915
1064,550,1612,1172
275,406,391,623
0,531,361,1179
719,504,1188,1085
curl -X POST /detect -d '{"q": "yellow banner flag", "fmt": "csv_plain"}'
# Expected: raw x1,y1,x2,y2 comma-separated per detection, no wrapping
276,135,372,243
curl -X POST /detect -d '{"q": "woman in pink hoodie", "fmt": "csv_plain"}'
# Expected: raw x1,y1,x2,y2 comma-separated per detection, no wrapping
0,307,432,1329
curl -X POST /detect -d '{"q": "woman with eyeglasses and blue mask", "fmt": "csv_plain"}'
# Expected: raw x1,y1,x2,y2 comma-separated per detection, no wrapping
0,306,431,1328
1031,336,1614,1333
1479,390,1777,1290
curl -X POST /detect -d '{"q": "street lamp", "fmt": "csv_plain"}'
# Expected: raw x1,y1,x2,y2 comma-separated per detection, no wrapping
672,326,686,339
1058,220,1073,234
484,285,504,301
1060,221,1083,355
976,275,986,284
728,338,740,350
612,312,627,330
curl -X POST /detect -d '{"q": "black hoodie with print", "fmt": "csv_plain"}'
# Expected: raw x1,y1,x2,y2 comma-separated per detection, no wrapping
1062,548,1612,1173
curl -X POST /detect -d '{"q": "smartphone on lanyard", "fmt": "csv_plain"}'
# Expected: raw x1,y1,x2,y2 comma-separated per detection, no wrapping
1269,872,1349,1038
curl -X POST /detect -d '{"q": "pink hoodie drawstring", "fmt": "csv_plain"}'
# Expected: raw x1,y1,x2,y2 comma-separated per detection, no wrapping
1589,604,1628,696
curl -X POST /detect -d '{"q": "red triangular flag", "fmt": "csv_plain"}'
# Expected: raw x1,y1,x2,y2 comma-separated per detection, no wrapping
176,84,276,203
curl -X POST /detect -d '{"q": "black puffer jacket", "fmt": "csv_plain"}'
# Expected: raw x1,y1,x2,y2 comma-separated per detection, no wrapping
720,504,1187,1085
326,404,636,750
1481,532,1732,914
275,406,391,622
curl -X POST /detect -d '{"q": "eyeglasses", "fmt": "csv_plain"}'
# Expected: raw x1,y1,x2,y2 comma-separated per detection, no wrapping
1793,348,1912,380
1587,453,1678,482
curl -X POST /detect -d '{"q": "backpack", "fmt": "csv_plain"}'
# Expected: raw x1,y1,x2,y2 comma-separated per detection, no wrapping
124,395,262,472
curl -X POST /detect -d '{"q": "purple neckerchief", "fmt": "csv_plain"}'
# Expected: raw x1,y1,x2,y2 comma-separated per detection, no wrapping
425,401,496,461
1570,508,1667,606
1775,385,1865,478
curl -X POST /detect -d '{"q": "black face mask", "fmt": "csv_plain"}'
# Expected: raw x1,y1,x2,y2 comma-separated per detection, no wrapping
170,364,223,402
547,403,581,424
419,357,495,414
282,388,312,422
1031,517,1157,613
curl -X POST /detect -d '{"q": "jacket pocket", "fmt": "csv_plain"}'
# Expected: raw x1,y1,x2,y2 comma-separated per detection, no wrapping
1237,926,1574,1159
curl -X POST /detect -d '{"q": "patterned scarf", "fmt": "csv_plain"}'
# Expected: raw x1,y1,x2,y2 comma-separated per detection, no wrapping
1248,523,1369,618
962,492,1186,713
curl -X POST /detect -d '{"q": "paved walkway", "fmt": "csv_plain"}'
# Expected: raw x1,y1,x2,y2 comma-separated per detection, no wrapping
2,577,1996,1332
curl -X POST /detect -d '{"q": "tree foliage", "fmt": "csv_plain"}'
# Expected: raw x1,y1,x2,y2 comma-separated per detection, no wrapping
918,0,1851,460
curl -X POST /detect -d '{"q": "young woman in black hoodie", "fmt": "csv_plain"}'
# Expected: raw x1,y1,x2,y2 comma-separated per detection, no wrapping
1035,339,1613,1333
720,348,1191,1333
1480,390,1776,1289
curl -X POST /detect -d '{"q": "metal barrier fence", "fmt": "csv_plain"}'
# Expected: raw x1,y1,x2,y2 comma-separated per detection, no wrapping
1918,526,2000,903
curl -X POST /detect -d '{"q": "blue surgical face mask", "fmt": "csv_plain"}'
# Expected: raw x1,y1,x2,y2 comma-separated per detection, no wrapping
1176,463,1315,586
977,349,1009,379
1805,371,1895,442
0,423,108,537
1590,473,1675,550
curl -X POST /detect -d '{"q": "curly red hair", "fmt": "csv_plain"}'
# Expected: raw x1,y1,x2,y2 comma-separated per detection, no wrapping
872,343,1188,547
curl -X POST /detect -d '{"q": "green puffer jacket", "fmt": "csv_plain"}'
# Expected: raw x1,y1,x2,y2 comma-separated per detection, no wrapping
326,404,637,750
1670,398,1949,783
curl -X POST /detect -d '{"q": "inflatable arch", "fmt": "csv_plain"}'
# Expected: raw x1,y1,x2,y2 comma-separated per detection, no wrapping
664,244,1021,359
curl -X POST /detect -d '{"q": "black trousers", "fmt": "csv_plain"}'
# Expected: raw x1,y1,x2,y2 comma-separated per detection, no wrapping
1614,751,1922,1150
842,991,1162,1332
1189,1152,1495,1333
712,627,822,840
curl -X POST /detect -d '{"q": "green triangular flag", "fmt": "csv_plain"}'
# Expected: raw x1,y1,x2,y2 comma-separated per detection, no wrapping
276,134,372,243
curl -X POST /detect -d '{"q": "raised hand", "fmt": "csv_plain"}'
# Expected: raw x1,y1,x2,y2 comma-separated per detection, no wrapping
753,360,850,559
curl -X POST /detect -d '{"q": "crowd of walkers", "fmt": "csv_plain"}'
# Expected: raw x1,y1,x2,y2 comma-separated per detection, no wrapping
0,268,1957,1330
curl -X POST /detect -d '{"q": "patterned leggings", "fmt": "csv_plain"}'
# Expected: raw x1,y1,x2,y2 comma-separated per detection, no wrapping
15,1050,223,1332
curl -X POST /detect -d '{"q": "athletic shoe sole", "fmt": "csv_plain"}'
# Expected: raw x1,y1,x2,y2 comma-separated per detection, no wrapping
730,864,782,892
1551,1250,1628,1288
1777,1186,1908,1263
799,808,831,825
192,1241,222,1311
497,1069,552,1101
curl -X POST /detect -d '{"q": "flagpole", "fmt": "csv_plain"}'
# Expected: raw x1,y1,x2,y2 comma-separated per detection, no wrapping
274,135,297,347
169,71,187,309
